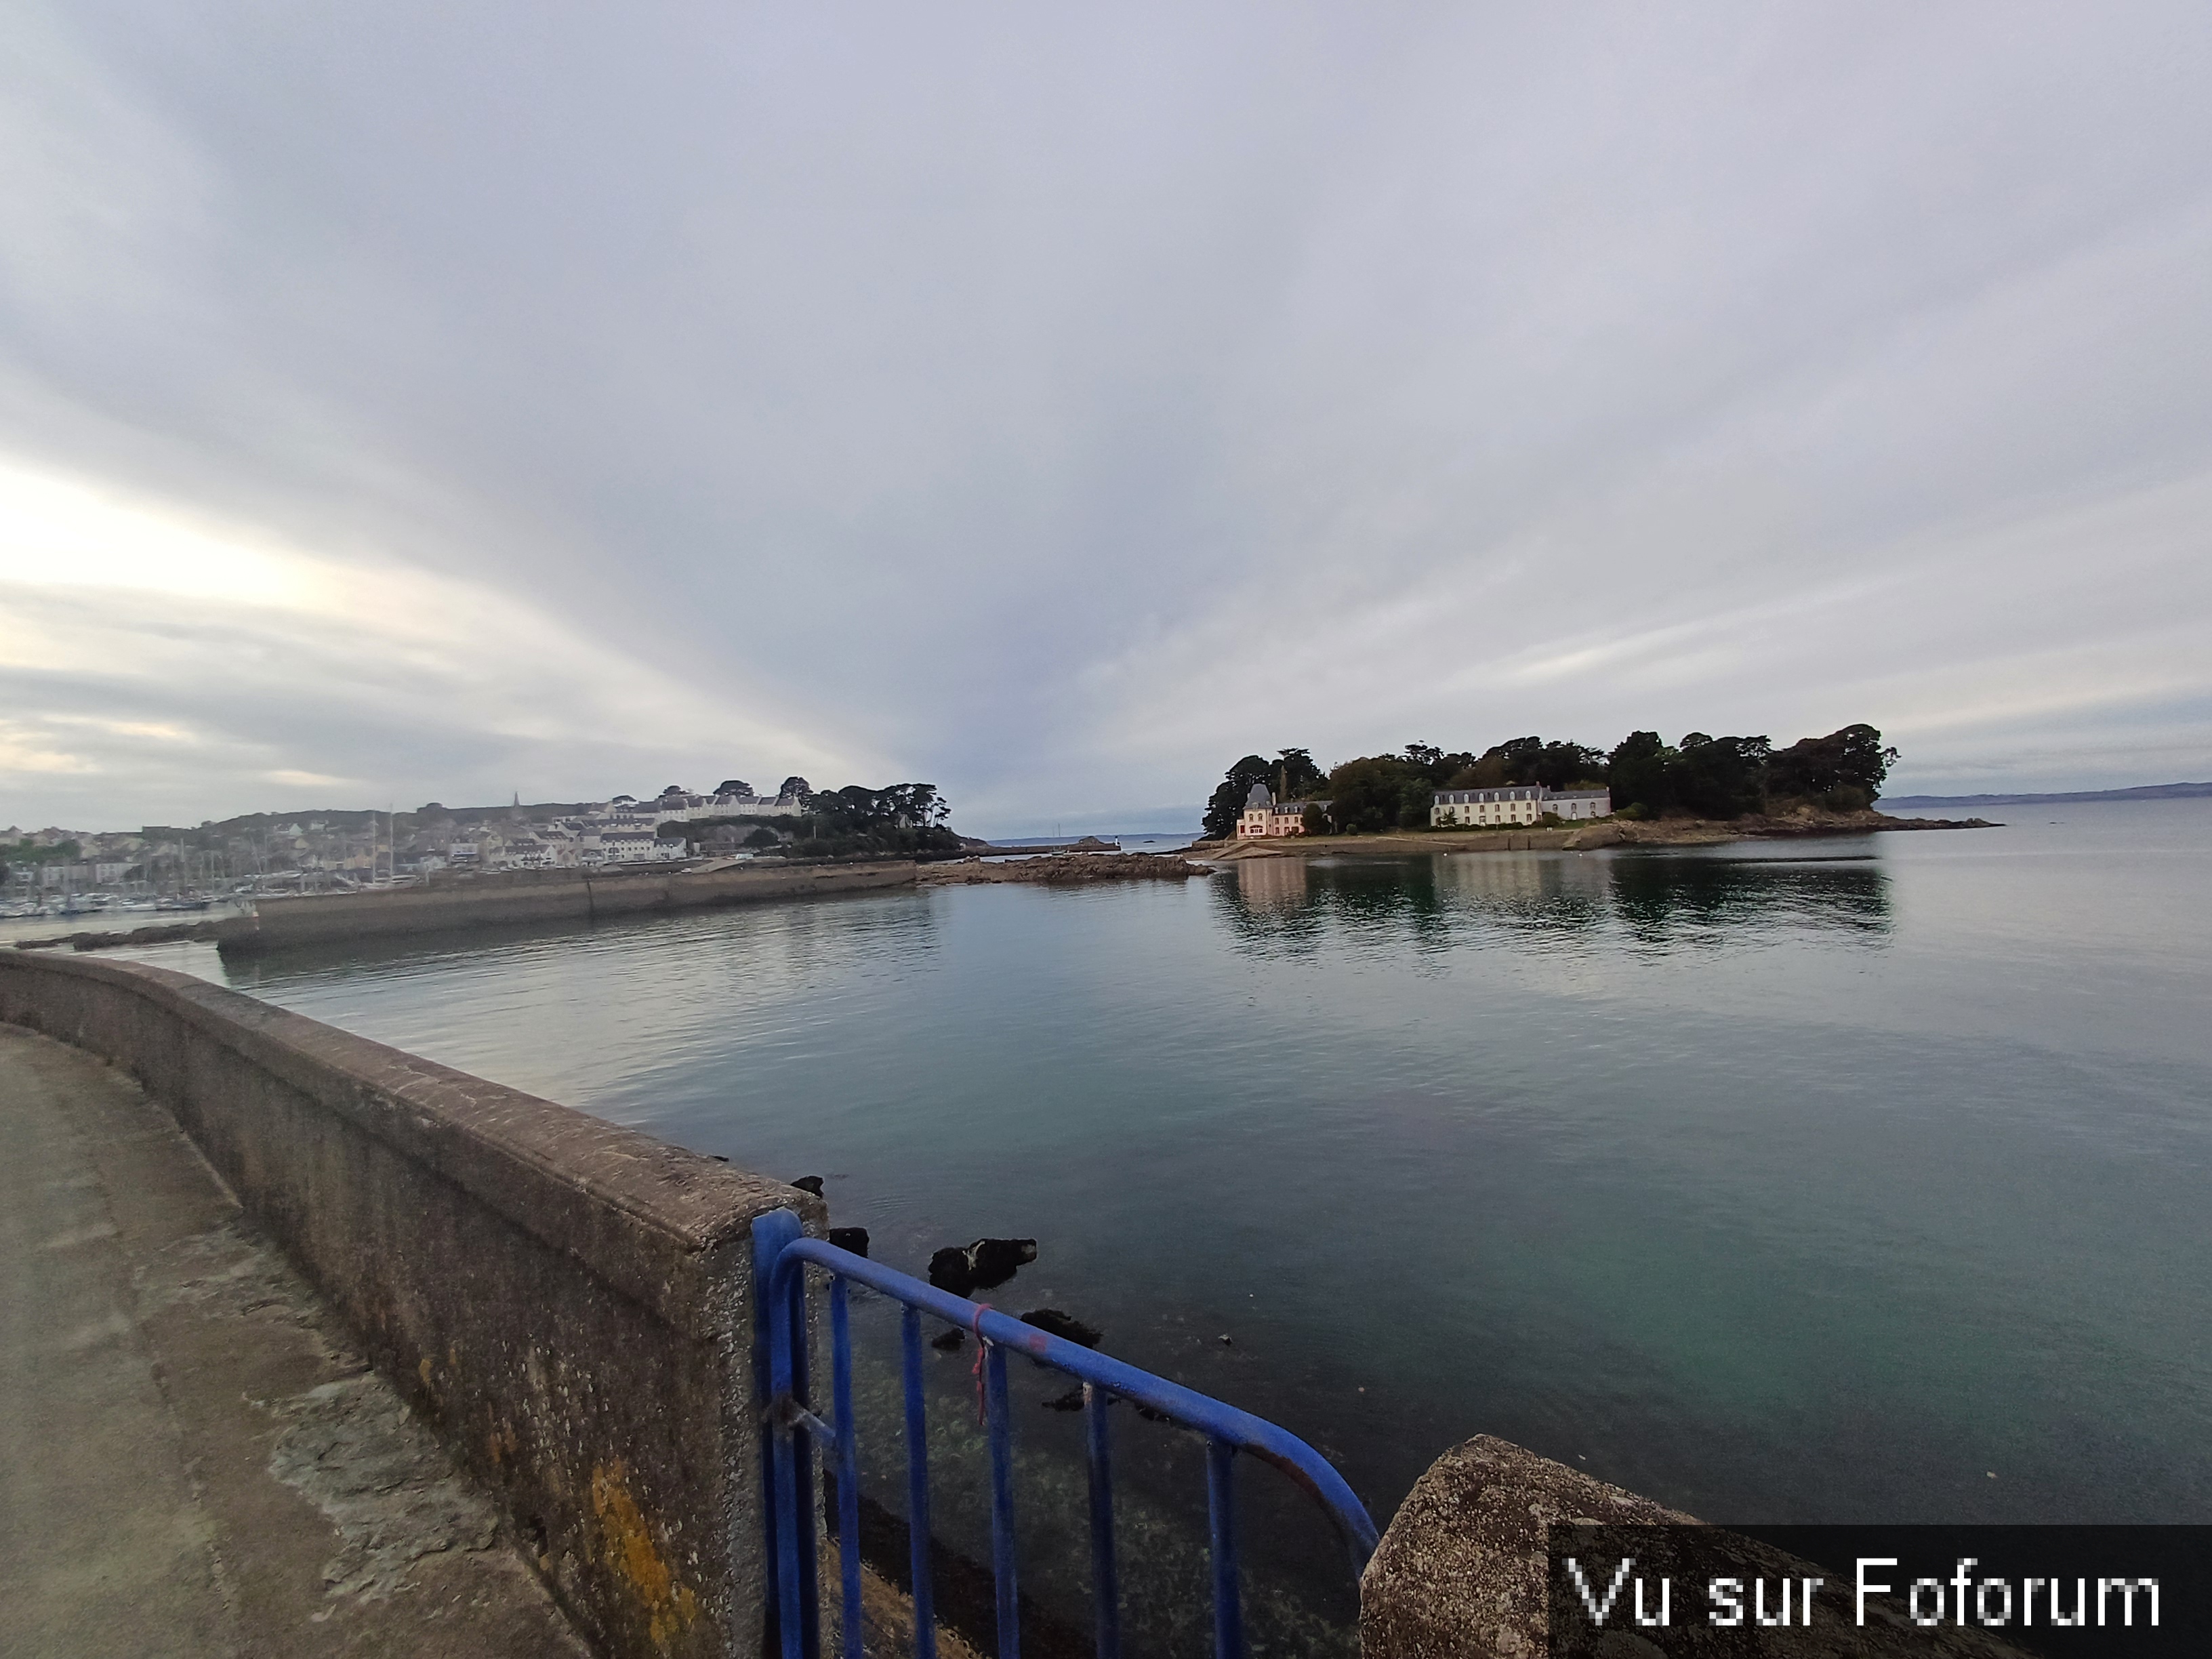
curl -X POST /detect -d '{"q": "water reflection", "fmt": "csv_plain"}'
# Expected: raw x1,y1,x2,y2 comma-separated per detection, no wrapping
225,886,941,989
1435,848,1610,925
213,890,948,1130
1231,853,1311,912
1607,853,1891,947
1216,848,1891,951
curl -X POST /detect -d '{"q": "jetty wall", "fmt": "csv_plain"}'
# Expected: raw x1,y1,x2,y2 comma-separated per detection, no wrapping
224,859,916,951
0,949,821,1659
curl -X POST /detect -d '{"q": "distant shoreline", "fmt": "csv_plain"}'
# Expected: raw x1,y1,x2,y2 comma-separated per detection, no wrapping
1881,781,2211,807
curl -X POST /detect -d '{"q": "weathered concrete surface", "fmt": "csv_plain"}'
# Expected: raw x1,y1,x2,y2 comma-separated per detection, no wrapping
1361,1435,2030,1658
0,949,827,1659
0,1024,588,1656
223,859,915,952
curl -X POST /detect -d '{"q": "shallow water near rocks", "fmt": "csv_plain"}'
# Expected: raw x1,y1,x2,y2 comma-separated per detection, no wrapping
119,801,2212,1650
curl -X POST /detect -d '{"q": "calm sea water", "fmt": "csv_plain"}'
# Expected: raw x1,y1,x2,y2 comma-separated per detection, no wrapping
113,802,2212,1648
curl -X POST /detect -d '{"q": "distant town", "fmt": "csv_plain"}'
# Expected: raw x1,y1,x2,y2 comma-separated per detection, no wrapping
0,776,895,914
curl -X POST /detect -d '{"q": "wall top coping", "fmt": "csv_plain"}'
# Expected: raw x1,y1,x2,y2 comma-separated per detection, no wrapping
0,950,815,1263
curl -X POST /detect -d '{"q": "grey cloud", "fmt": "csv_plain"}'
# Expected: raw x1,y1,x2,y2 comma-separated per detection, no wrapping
3,2,2209,832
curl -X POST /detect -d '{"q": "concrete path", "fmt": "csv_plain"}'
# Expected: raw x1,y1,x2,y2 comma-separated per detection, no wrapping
0,1025,589,1658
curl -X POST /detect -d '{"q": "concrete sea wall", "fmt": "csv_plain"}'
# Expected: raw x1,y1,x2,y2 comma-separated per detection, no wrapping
0,949,821,1658
226,859,918,951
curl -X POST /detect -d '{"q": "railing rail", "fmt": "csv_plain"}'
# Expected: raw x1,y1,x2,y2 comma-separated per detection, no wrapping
753,1210,1378,1659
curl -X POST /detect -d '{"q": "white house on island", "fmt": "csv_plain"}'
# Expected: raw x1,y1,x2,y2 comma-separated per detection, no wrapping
1431,784,1611,827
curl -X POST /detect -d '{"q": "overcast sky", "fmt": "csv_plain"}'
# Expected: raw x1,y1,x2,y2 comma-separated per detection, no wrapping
4,3,2209,835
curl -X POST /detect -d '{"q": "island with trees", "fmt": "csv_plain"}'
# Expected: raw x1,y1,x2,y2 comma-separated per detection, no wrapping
1199,724,1990,849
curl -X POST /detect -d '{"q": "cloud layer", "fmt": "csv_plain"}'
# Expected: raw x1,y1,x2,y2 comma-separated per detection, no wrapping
4,3,2209,832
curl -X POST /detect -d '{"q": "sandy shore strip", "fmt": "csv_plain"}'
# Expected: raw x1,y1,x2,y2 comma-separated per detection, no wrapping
918,853,1214,884
1189,807,1996,860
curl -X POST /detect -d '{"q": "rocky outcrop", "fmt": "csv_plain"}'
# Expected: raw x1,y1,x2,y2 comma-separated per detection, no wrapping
926,1237,1038,1295
1363,1436,2033,1659
12,917,245,952
1596,808,1996,847
1361,1437,1693,1659
918,854,1211,885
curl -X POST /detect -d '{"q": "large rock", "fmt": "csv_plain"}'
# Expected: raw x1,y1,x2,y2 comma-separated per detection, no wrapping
1361,1437,2033,1658
1361,1437,1692,1659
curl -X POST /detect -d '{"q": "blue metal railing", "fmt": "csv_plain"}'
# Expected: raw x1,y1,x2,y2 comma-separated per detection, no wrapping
753,1210,1378,1659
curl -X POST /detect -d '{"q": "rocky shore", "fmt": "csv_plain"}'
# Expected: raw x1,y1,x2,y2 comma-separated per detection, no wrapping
12,917,242,953
1194,806,1996,859
918,853,1213,885
1593,806,1997,845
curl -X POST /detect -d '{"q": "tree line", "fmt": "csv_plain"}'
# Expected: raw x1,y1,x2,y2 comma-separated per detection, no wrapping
661,781,964,859
1201,724,1898,838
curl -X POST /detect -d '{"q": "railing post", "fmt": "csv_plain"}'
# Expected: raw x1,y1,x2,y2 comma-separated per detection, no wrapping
1084,1385,1121,1659
901,1307,939,1659
983,1340,1021,1659
830,1277,861,1659
785,1227,822,1659
753,1209,806,1659
1206,1439,1244,1659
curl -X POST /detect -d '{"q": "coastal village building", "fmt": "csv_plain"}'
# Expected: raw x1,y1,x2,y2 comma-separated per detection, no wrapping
1237,783,1331,838
646,780,808,825
587,829,685,865
1430,784,1612,827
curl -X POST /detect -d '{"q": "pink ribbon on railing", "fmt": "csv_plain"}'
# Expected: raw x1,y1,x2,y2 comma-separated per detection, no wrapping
969,1303,993,1425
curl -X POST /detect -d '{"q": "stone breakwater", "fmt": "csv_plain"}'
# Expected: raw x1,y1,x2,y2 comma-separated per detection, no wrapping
16,855,1218,953
918,853,1214,885
12,917,241,953
221,860,918,951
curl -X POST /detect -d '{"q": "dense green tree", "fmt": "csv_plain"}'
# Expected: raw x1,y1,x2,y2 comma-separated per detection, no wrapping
1406,743,1490,785
1525,741,1609,790
1441,737,1605,790
689,780,960,858
793,782,951,836
1765,724,1897,808
1670,733,1773,819
1606,731,1677,815
1326,756,1433,832
1271,747,1326,798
